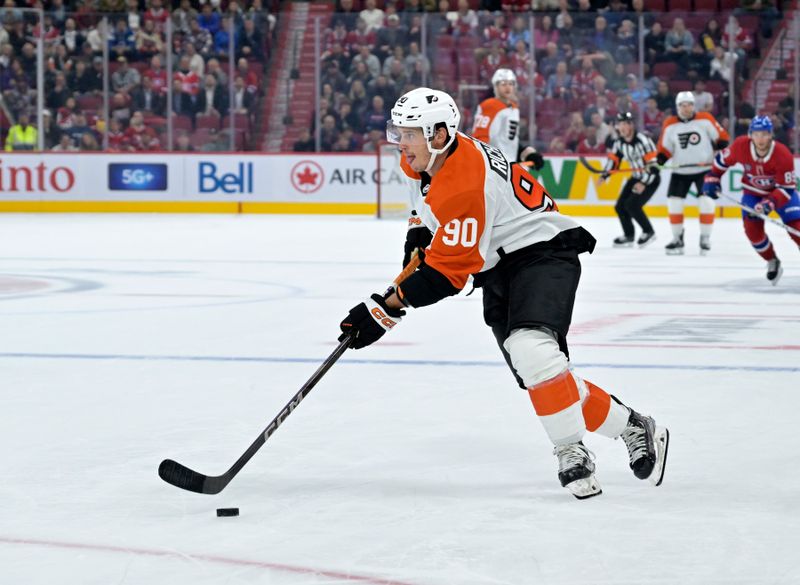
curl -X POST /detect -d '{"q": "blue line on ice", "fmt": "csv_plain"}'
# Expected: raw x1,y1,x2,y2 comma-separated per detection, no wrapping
0,352,797,372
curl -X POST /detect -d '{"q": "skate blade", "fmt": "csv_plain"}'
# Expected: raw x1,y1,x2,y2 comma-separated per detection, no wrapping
613,242,634,248
769,266,784,286
566,475,603,499
665,248,685,256
638,235,656,248
699,248,710,256
649,427,670,487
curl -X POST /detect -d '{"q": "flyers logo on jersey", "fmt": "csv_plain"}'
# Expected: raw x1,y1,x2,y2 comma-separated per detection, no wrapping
678,132,701,148
370,307,398,329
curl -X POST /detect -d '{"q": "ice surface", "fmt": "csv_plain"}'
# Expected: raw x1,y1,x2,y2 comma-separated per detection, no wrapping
1,213,798,585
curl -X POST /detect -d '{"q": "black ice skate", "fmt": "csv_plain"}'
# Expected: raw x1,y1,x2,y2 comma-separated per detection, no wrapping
665,232,684,255
619,408,670,486
767,258,783,285
699,235,711,256
637,232,656,247
553,442,602,499
613,235,634,248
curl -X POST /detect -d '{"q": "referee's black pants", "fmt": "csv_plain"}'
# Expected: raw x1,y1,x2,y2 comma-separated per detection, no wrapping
615,176,660,238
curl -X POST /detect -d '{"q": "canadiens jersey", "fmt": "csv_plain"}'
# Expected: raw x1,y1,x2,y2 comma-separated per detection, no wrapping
472,97,521,162
396,133,586,307
658,112,729,174
712,135,796,197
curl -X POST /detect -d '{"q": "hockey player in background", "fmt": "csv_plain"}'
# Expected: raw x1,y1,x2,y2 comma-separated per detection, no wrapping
472,68,545,171
657,92,730,255
601,112,660,248
339,88,669,500
703,115,800,284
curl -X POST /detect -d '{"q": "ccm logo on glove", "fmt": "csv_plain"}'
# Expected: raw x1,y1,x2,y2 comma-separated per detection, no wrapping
370,306,399,328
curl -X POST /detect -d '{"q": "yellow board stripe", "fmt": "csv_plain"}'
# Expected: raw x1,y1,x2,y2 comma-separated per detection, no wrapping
0,200,742,218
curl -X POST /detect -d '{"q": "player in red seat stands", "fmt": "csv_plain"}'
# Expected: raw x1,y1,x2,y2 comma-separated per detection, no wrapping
703,116,800,285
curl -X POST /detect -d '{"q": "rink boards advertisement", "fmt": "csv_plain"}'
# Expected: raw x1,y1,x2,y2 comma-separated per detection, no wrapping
0,152,797,215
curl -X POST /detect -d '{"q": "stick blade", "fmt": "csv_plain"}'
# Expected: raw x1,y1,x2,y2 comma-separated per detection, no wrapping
158,459,219,494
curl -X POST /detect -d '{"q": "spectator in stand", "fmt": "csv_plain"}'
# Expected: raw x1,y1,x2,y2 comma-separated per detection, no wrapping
331,0,359,31
238,17,264,61
79,132,100,151
110,92,132,124
362,94,387,131
338,99,363,133
199,3,222,36
508,39,532,84
236,58,259,94
360,0,385,34
548,136,569,154
206,58,229,87
52,133,78,152
172,0,199,34
132,75,166,116
588,110,613,144
46,72,71,111
576,124,607,154
124,0,142,32
722,16,754,59
322,60,349,95
684,42,711,81
449,0,478,37
65,113,92,146
738,0,779,39
556,12,577,51
231,75,254,115
692,79,714,113
642,97,665,139
484,13,509,47
349,79,369,118
144,0,170,34
175,131,195,152
572,57,600,102
616,93,638,118
109,19,136,61
377,14,408,61
125,110,157,150
171,78,195,118
507,16,531,51
481,41,507,82
106,117,130,151
111,56,141,95
386,60,409,89
226,0,246,34
248,0,276,35
351,44,381,79
406,13,423,46
349,60,373,86
187,16,214,57
775,86,795,133
653,79,673,113
214,16,239,57
709,46,738,83
135,19,164,61
572,0,596,30
607,62,628,93
347,19,377,53
534,15,559,54
614,19,637,64
665,18,694,63
144,55,168,94
546,61,572,100
5,78,35,118
138,132,162,152
199,73,228,117
182,41,205,77
18,42,36,74
61,17,85,57
362,126,383,152
588,75,616,105
624,74,650,108
539,42,562,78
701,19,722,51
293,127,315,152
367,75,397,108
319,114,340,150
404,42,430,78
587,16,615,54
563,112,587,151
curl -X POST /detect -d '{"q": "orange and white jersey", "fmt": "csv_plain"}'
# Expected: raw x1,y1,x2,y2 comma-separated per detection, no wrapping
399,133,581,293
658,112,729,175
472,97,520,162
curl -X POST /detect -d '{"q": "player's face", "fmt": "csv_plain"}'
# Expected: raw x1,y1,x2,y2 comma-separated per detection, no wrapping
751,130,772,152
397,126,432,171
678,102,694,119
495,80,516,101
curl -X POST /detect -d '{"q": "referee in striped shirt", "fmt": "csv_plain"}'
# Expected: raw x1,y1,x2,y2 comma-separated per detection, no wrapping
600,112,660,248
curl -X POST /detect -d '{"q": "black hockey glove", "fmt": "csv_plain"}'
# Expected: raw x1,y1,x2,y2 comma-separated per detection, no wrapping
403,221,433,268
339,294,405,350
656,152,669,166
520,146,545,171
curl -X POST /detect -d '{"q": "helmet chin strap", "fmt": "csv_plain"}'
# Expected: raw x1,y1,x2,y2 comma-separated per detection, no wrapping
424,134,454,173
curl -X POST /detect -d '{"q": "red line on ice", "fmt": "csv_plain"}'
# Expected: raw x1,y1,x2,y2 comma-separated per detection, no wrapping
0,536,424,585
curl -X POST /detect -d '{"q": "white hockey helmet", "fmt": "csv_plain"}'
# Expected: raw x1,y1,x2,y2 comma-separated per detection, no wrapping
675,91,695,108
491,68,517,87
387,87,461,171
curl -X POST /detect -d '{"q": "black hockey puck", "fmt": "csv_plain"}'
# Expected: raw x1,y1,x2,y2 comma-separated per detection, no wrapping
216,508,239,517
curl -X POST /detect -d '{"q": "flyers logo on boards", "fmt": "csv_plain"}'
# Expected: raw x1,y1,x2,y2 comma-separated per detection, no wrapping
108,163,168,191
290,161,325,194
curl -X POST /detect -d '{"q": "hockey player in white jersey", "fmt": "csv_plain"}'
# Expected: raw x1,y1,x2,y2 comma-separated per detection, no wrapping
657,92,730,255
472,69,544,170
338,87,669,499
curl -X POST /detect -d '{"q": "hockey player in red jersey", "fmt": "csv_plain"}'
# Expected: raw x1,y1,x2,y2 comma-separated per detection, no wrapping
703,115,800,284
338,88,669,499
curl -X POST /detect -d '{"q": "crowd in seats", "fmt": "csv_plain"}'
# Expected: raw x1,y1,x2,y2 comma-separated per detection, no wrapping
300,0,786,154
0,0,275,152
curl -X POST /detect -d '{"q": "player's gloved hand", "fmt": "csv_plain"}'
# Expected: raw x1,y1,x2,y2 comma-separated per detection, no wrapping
656,152,669,166
754,198,775,215
599,171,611,183
521,146,545,171
403,218,433,268
702,174,721,199
339,294,405,350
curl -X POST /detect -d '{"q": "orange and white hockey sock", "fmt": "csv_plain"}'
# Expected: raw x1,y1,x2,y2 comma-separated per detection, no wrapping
527,371,585,445
578,378,630,438
698,195,715,238
667,196,685,238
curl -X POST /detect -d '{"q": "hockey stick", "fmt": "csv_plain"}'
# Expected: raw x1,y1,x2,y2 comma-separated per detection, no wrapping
158,253,422,495
578,156,711,175
720,193,800,238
